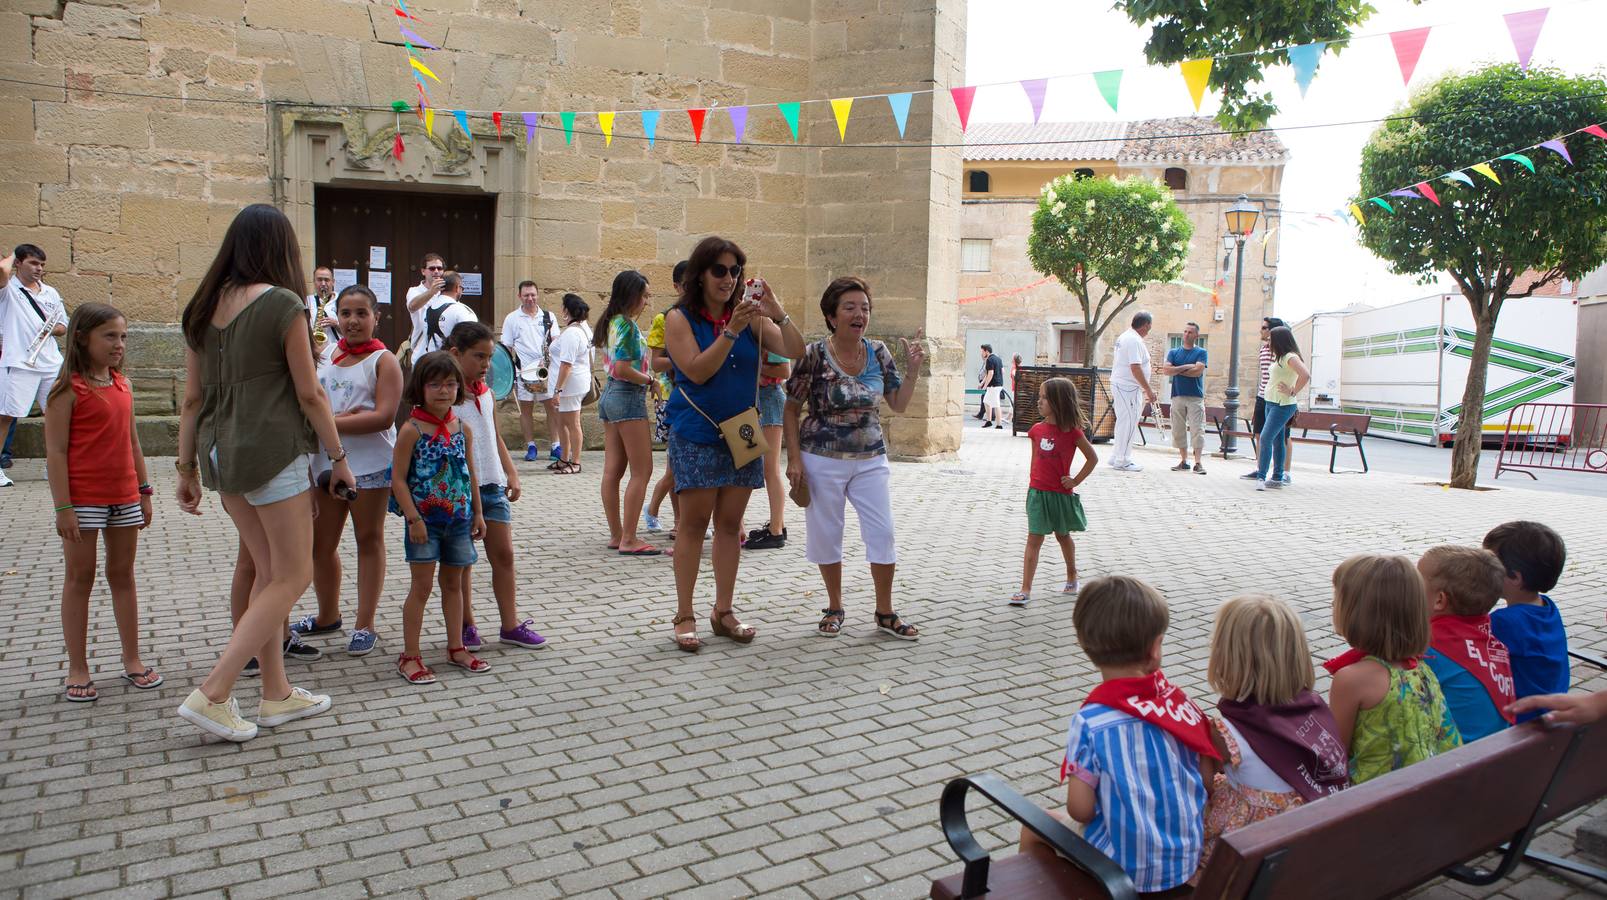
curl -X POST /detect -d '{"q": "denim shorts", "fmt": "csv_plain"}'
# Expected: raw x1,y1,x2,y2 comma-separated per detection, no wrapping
598,379,648,423
404,519,478,567
242,454,312,507
480,483,511,525
759,383,786,428
355,468,391,490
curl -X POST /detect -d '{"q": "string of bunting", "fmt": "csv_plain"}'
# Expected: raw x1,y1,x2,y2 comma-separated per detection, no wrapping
388,3,1569,150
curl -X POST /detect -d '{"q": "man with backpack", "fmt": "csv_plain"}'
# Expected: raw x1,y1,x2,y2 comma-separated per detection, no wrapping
411,270,477,365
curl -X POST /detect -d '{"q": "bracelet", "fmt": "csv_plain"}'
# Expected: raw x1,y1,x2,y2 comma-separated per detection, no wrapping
773,314,791,327
720,330,739,342
138,484,154,496
328,448,348,463
175,460,198,475
54,503,74,512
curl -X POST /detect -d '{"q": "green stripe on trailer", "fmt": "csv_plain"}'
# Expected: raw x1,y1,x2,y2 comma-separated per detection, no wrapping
1446,329,1573,365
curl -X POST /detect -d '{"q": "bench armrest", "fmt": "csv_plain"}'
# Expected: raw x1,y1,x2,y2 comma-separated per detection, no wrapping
1570,649,1607,671
939,774,1138,900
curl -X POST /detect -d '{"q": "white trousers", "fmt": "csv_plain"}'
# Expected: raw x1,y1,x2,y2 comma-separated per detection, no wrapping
1109,383,1143,466
0,366,54,418
800,452,897,566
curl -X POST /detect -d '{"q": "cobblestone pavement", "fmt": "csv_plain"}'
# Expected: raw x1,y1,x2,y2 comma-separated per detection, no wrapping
1,422,1604,899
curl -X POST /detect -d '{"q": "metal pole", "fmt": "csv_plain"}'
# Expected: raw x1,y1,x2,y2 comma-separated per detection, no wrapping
1222,236,1247,456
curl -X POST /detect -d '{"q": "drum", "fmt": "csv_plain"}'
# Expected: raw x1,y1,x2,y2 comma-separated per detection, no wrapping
489,343,516,400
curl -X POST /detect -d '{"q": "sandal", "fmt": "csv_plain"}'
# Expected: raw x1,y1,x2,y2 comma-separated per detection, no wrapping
446,646,491,674
671,613,701,653
64,681,97,702
120,667,164,690
817,608,845,638
396,653,437,685
619,545,662,556
1008,592,1031,607
874,611,919,641
710,607,756,644
546,459,563,471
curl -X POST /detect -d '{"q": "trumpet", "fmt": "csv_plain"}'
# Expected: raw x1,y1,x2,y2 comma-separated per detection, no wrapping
23,307,65,367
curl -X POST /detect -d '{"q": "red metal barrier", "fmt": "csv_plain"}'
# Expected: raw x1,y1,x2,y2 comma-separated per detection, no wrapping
1495,403,1607,479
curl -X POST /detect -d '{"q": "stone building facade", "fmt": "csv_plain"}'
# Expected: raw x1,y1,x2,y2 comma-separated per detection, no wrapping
1,0,967,458
958,118,1287,405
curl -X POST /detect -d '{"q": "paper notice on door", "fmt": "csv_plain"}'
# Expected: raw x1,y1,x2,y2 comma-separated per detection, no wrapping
333,268,358,293
460,273,483,295
369,246,387,270
368,270,393,303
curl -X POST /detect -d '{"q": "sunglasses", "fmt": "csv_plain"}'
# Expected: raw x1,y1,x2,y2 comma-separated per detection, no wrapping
707,263,742,279
426,265,444,271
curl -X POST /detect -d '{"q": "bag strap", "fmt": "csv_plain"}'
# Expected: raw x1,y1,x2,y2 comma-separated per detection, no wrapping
15,284,49,325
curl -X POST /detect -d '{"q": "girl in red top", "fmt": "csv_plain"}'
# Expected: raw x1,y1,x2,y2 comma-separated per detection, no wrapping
43,302,160,702
1010,377,1097,607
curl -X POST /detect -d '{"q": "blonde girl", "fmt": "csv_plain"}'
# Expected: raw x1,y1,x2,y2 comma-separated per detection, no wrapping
43,302,159,702
1009,377,1096,606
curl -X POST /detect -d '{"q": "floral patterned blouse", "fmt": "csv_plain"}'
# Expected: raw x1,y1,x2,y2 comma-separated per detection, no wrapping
400,425,473,526
1349,656,1462,785
605,314,645,382
785,338,901,460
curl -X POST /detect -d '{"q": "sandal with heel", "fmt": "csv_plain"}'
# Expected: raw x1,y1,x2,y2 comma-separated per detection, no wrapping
671,614,701,653
817,608,845,638
710,607,756,644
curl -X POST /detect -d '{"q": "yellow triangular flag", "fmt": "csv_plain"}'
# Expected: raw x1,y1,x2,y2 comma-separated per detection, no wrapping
1348,203,1365,225
424,107,434,137
1180,58,1213,112
830,97,854,142
1470,163,1501,184
598,112,615,147
409,56,440,83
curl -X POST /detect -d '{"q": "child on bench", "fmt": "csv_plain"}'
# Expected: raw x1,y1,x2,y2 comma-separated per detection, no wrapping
1418,545,1516,742
1483,521,1571,722
1021,576,1220,895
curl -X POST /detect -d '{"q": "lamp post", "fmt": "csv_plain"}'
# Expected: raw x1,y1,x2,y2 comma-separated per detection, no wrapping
1220,194,1260,456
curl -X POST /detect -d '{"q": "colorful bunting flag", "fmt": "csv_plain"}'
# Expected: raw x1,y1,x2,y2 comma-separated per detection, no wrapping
393,132,404,161
1538,139,1571,163
1583,124,1607,141
424,106,434,136
777,102,800,142
1349,203,1366,225
399,26,435,49
522,113,536,144
1470,162,1501,184
829,98,853,142
1442,170,1475,187
409,57,439,83
1390,27,1431,86
886,92,912,139
1179,58,1212,112
950,86,977,132
393,6,420,21
491,110,501,137
1286,42,1325,98
390,100,409,112
451,109,468,135
727,106,748,144
1416,182,1441,205
598,111,615,146
640,110,660,147
1020,78,1049,124
1093,70,1122,113
560,111,575,144
1498,152,1535,173
1503,8,1548,71
1367,197,1395,214
1387,188,1421,199
687,108,707,143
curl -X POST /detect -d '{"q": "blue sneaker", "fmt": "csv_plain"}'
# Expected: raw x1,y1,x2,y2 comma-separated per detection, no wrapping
347,628,377,657
462,624,482,650
549,443,562,462
644,512,663,532
523,443,539,462
1280,473,1292,485
290,613,342,636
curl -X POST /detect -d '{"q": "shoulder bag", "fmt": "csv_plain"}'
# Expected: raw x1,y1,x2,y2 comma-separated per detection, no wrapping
679,320,768,469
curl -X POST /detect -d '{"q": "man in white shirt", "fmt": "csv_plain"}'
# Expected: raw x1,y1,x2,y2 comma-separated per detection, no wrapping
306,265,338,344
1108,310,1157,472
500,279,559,461
0,246,66,488
405,252,446,362
412,270,477,363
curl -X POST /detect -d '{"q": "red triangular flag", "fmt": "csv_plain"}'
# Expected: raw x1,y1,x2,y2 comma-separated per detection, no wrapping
1416,182,1440,206
491,111,502,137
950,86,977,132
393,132,404,161
1390,27,1431,86
687,108,707,143
1583,124,1607,141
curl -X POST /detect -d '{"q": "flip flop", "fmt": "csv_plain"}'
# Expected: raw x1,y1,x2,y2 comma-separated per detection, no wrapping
64,681,97,702
120,668,164,690
619,545,663,556
1008,592,1031,606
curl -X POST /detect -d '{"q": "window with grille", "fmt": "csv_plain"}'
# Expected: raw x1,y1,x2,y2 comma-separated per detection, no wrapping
968,170,991,193
961,239,992,272
1167,334,1208,351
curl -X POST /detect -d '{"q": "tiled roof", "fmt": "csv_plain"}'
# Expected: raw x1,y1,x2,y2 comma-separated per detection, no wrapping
962,117,1287,165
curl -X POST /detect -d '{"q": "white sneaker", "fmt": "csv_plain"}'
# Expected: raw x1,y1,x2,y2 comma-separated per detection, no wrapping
177,689,257,742
257,686,332,727
1114,461,1143,472
0,471,13,488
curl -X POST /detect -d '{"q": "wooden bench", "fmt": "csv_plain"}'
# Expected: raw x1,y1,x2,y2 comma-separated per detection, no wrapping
1137,403,1227,449
1208,407,1259,460
930,719,1607,899
1288,410,1371,474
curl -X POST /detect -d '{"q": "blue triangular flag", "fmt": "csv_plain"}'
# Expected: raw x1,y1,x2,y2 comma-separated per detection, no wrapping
641,109,661,147
1286,42,1326,98
451,109,469,135
886,92,912,139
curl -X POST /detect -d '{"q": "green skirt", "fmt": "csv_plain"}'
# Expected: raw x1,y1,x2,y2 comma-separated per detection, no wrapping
1027,488,1087,535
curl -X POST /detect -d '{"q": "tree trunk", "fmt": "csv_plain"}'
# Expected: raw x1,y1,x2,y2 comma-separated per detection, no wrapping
1448,311,1497,489
1083,328,1099,368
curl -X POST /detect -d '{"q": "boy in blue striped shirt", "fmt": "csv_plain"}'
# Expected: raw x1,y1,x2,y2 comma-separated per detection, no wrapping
1023,576,1220,893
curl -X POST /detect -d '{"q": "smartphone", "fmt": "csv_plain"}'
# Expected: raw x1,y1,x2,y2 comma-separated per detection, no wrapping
742,278,765,308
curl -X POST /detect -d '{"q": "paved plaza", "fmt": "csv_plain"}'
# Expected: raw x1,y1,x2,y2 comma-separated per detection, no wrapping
1,422,1604,899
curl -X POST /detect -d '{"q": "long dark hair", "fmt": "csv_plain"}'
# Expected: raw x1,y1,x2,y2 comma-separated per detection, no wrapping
675,236,746,315
1268,325,1302,360
181,204,308,351
47,302,127,405
1040,376,1086,431
593,270,649,348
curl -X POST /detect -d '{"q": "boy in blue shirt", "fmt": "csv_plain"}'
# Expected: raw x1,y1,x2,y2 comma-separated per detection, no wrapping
1419,546,1516,742
1483,521,1571,722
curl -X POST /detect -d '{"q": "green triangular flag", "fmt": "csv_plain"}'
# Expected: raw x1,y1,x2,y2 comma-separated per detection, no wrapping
1093,70,1122,113
559,111,575,145
1498,152,1535,173
777,102,800,142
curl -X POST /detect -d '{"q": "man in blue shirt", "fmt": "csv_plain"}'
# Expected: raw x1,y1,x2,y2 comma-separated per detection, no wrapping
1160,322,1208,473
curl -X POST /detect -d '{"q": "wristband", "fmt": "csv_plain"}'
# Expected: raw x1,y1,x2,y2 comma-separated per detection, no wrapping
773,314,791,327
175,460,198,475
138,484,154,496
328,448,348,463
55,503,74,512
721,330,739,342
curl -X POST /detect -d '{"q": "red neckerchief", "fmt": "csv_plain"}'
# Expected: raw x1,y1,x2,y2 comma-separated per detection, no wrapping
410,407,456,444
467,379,490,398
333,338,385,365
1322,647,1418,675
1083,670,1221,760
696,303,733,330
1430,614,1517,723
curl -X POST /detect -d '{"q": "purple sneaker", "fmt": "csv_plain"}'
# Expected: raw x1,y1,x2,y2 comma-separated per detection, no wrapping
461,624,482,650
499,619,547,649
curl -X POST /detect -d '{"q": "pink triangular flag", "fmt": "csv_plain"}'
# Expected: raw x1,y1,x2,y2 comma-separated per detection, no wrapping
1390,27,1431,86
1020,78,1049,124
1416,182,1441,206
950,86,977,132
1504,8,1548,72
1582,124,1607,141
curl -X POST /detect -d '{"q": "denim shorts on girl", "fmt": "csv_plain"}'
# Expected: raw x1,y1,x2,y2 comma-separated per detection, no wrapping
759,383,786,428
404,519,478,567
598,379,648,423
242,453,313,507
479,483,512,524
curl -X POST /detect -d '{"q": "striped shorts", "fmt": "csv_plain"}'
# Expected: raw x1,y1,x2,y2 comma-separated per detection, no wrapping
73,502,144,529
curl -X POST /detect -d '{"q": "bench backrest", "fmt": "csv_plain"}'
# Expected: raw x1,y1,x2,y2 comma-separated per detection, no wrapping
1292,410,1370,434
1193,722,1606,899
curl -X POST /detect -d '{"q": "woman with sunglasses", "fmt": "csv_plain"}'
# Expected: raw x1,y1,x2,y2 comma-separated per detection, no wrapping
661,237,805,651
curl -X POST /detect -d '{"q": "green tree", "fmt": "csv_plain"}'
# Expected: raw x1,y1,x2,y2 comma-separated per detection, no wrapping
1355,64,1607,488
1026,175,1194,364
1117,0,1391,131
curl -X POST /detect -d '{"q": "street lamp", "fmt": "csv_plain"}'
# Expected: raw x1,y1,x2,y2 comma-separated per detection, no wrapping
1221,193,1260,456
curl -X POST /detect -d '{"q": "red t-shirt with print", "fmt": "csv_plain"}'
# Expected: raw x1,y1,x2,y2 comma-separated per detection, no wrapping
1028,422,1083,494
